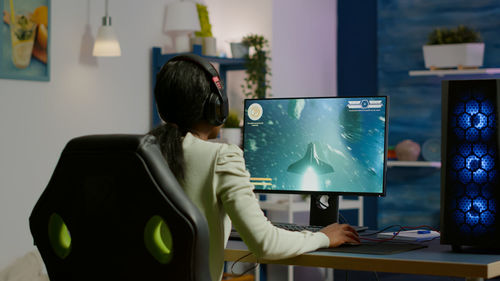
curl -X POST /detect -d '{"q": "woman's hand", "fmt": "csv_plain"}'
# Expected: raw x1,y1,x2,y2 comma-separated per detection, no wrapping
319,223,360,247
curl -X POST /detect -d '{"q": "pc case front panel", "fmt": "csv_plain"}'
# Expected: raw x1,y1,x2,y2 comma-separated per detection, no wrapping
441,79,500,248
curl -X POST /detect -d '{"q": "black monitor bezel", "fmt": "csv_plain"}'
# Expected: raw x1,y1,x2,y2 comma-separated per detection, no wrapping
242,96,388,197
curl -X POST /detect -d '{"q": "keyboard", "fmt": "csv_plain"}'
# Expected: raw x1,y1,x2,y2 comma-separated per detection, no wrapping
228,223,323,241
229,223,368,241
273,222,323,232
273,222,368,233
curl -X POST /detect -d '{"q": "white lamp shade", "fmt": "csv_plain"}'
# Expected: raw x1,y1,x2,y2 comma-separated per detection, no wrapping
93,26,121,57
165,1,201,32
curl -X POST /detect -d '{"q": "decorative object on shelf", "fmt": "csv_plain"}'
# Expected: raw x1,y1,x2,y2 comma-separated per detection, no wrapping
202,36,216,56
241,34,271,99
395,139,421,161
423,25,483,70
220,111,242,146
194,4,211,37
93,0,121,57
0,0,50,81
422,138,441,162
165,1,200,53
387,145,397,160
193,3,216,56
230,42,248,58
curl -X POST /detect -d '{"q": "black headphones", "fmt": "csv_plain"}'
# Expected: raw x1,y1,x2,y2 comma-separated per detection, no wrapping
167,54,228,126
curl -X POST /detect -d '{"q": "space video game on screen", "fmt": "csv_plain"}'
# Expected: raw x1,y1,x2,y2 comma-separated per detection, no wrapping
243,97,387,194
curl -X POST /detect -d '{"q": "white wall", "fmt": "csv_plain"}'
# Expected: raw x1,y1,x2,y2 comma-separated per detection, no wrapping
272,0,337,98
0,0,162,269
207,0,272,116
269,1,337,280
0,0,336,270
0,0,273,269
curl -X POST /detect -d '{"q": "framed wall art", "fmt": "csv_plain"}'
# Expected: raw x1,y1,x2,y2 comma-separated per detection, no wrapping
1,0,50,81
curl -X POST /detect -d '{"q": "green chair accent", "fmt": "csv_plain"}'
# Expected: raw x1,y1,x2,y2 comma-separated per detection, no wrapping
144,215,173,264
47,213,71,259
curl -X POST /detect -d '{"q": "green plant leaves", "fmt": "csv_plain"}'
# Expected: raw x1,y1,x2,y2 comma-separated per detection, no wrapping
241,34,271,99
427,25,482,45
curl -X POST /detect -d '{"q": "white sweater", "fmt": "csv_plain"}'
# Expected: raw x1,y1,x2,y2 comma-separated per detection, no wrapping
181,133,330,281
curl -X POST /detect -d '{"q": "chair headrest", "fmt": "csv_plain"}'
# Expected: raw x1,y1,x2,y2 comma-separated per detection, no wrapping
64,134,156,153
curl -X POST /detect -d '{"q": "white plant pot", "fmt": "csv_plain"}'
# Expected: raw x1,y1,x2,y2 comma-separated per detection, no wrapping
423,43,484,69
221,128,242,146
202,37,217,56
230,42,249,58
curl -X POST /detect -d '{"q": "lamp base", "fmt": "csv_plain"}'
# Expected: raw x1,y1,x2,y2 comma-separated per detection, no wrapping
174,35,191,53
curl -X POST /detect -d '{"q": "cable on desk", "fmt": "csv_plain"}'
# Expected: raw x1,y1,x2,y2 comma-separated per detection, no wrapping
339,211,349,225
229,252,259,277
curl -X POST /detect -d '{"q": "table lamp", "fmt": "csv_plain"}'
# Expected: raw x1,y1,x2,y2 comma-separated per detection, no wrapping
93,0,121,57
165,1,201,53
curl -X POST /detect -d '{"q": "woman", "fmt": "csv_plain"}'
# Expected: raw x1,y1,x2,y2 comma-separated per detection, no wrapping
150,54,359,281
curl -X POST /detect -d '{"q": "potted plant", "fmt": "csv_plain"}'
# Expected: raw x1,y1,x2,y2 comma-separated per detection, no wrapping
194,4,216,56
221,111,242,146
423,25,484,70
241,34,271,99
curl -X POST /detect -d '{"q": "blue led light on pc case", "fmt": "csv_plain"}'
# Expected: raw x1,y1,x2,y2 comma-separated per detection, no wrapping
450,90,497,235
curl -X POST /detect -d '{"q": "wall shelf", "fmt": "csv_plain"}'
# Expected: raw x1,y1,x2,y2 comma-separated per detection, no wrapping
387,160,441,168
409,68,500,77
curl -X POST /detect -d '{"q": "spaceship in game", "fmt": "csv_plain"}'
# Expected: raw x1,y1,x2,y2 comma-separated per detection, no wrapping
287,143,334,175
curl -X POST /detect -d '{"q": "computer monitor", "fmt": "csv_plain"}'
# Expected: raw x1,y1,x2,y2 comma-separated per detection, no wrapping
243,96,388,226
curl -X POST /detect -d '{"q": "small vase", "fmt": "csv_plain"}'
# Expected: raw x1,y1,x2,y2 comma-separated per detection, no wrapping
202,37,217,56
230,42,249,58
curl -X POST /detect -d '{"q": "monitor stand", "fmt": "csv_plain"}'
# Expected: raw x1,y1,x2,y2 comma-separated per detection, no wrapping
309,194,339,227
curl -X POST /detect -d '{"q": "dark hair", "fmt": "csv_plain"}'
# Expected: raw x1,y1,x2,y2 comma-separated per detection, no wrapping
150,60,212,181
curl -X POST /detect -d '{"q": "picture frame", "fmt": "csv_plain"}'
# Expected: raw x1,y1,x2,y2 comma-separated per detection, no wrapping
0,0,50,81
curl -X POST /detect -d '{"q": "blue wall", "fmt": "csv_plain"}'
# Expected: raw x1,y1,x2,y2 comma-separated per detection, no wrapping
377,0,500,228
337,0,379,229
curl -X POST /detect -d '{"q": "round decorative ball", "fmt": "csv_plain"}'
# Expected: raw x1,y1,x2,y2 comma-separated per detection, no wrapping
422,138,441,162
395,139,421,161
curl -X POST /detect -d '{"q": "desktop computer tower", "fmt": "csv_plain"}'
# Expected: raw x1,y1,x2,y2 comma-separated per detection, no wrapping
441,79,500,251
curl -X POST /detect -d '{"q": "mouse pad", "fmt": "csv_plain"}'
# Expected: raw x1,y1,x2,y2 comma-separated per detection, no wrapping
319,242,427,255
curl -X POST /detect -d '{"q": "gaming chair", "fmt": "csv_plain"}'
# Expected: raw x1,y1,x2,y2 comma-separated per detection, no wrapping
29,134,212,281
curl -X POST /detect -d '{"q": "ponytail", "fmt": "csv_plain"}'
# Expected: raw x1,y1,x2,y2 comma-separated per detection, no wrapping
150,123,186,181
152,59,212,183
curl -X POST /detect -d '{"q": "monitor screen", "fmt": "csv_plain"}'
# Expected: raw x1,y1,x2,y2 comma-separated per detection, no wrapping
243,96,388,196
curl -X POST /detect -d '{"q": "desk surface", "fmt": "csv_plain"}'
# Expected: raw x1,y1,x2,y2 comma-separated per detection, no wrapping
224,240,500,279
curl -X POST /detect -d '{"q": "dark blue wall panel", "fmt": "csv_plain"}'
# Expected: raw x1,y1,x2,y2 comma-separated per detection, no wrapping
338,0,378,97
377,0,500,228
337,0,379,229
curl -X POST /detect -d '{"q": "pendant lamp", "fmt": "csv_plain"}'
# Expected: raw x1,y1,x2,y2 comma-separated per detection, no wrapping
93,0,121,57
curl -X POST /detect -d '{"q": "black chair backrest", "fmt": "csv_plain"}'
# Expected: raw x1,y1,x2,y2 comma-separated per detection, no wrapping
29,135,211,281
